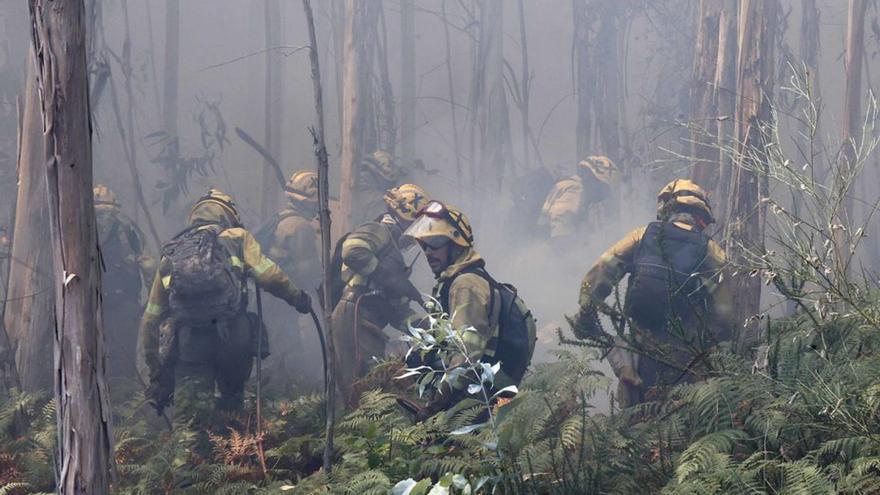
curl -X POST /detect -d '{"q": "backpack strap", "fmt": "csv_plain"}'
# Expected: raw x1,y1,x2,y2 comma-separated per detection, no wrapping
434,265,498,351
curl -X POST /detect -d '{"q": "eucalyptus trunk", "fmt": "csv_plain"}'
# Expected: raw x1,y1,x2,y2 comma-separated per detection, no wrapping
6,48,53,393
399,0,415,162
29,0,114,491
262,0,283,220
726,0,778,353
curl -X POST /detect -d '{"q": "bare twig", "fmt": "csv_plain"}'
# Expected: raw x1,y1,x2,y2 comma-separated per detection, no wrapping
199,45,309,72
302,0,336,474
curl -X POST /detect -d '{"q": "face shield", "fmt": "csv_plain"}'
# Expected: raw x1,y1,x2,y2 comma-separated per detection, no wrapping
402,201,473,249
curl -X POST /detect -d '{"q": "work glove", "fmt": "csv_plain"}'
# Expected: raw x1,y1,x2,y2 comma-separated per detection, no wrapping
290,289,312,314
566,306,604,341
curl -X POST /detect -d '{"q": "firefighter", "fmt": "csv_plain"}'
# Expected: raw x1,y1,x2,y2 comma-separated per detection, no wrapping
262,171,323,391
540,156,618,240
352,150,404,225
404,201,536,421
268,170,322,289
93,184,155,379
567,179,733,407
139,189,312,451
330,183,428,407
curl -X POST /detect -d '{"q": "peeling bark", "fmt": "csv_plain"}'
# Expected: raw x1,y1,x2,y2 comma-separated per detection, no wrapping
28,0,114,491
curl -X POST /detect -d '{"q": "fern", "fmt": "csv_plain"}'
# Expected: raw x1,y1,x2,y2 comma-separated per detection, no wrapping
675,429,749,484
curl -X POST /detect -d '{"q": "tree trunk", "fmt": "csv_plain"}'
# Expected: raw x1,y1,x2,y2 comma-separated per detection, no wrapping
399,0,415,162
261,0,283,220
6,48,54,393
163,0,179,138
330,0,345,152
573,0,594,161
800,0,821,124
0,3,27,226
690,0,724,189
516,0,531,169
375,3,396,153
441,0,463,188
726,0,777,352
841,0,866,233
111,0,161,248
573,0,624,167
338,0,363,233
301,0,334,473
477,0,510,194
712,3,737,229
593,0,623,167
28,0,114,492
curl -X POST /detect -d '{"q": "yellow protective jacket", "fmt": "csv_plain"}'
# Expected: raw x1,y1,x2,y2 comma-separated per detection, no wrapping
432,248,502,387
140,218,305,374
268,204,321,289
540,174,610,238
570,214,733,373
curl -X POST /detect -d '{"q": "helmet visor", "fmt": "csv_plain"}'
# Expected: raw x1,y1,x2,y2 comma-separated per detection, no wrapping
403,201,473,247
402,213,452,243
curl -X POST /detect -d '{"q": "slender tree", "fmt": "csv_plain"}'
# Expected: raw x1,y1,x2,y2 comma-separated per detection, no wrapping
593,0,623,167
28,0,114,492
262,0,283,220
107,0,161,248
800,0,821,125
399,0,415,162
302,0,334,473
572,0,594,161
441,0,463,188
572,0,624,166
726,0,778,352
712,2,737,227
6,48,53,393
841,0,867,233
338,0,363,234
375,3,396,153
690,0,725,189
338,0,379,231
163,0,179,139
474,0,510,196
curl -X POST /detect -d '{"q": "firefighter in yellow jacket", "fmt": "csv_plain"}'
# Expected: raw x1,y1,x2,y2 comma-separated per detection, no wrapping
540,156,618,239
568,179,733,407
94,184,155,379
404,201,535,421
352,150,404,225
264,171,322,391
268,170,321,289
331,183,428,407
139,189,311,444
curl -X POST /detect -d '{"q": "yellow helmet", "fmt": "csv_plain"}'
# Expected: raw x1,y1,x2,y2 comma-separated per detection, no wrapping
93,184,119,207
285,170,318,204
384,183,430,223
577,156,618,185
363,149,400,182
188,188,242,227
657,179,714,223
404,200,474,248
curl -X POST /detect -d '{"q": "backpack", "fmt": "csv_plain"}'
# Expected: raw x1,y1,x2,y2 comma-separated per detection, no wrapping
438,267,537,385
162,225,245,325
625,221,711,330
